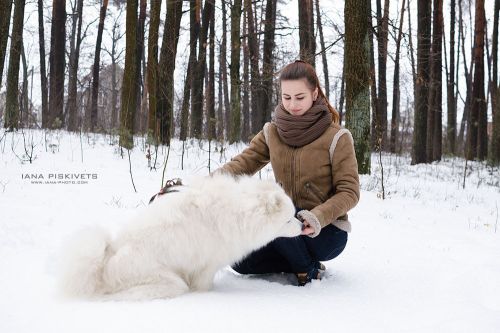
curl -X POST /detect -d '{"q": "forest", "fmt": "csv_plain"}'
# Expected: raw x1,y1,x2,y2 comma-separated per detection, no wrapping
1,0,500,174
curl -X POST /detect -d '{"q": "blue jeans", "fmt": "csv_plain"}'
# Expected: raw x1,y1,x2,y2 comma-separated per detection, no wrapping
232,223,348,275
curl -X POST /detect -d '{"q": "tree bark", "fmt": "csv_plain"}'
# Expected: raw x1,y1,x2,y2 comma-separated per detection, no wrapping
222,0,231,140
4,0,25,130
298,0,315,66
411,0,431,164
375,0,389,150
315,0,329,101
260,0,277,127
147,0,162,142
90,0,109,132
0,0,13,88
345,0,371,174
48,0,66,129
447,0,457,154
245,0,261,136
191,0,215,139
427,0,443,162
242,7,250,141
120,0,139,149
390,0,405,154
66,0,84,132
467,0,487,160
229,0,242,143
37,0,49,129
207,3,216,141
157,0,183,144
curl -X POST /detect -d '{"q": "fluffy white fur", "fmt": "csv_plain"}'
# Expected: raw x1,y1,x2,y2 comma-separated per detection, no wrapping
60,174,302,300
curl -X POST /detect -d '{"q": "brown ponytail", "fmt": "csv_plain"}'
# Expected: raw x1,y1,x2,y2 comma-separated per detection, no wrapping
279,60,340,124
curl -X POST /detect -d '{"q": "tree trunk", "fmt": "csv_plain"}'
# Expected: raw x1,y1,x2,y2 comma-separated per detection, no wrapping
375,0,389,150
344,0,371,174
427,0,443,162
447,0,457,154
135,0,147,134
315,0,329,100
298,0,315,66
120,0,139,149
147,0,162,142
458,0,473,153
411,0,431,164
368,0,378,142
48,0,66,129
260,0,277,126
245,0,261,137
466,0,486,160
37,0,49,129
66,0,84,132
0,0,13,88
4,0,25,130
157,0,183,144
191,0,215,139
229,0,242,143
390,0,405,154
207,4,216,141
179,0,200,141
220,0,230,140
90,0,109,132
217,42,224,141
490,0,500,165
242,7,250,141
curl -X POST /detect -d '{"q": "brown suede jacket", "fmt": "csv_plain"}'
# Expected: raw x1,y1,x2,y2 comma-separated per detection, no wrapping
218,122,360,235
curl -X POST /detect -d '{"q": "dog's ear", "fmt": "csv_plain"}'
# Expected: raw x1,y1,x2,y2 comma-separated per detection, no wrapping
263,190,284,215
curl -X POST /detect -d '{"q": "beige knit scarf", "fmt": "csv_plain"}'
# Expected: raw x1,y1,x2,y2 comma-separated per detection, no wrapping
273,98,332,147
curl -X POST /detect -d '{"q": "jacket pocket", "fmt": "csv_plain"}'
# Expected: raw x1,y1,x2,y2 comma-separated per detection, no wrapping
305,182,327,202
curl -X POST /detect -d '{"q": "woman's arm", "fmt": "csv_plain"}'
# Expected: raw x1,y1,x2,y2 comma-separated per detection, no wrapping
217,130,270,176
310,132,360,229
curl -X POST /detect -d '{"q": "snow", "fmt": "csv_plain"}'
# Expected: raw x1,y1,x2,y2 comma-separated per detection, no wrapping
1,129,499,332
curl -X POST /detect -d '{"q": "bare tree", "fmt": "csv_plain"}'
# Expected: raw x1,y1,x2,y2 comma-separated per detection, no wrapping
4,0,25,130
90,0,109,132
411,0,431,164
468,0,488,160
0,0,13,88
315,0,329,100
427,0,443,162
120,0,139,148
37,0,49,129
66,0,84,132
229,0,242,143
375,0,390,150
179,0,200,141
47,0,66,129
447,0,457,154
298,0,315,66
191,0,215,139
345,0,371,174
157,0,183,144
147,0,162,142
390,0,406,154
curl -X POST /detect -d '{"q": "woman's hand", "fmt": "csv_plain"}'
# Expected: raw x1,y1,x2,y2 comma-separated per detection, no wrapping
300,219,316,236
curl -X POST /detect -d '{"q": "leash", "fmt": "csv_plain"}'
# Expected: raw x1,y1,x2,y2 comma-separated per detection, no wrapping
148,178,183,204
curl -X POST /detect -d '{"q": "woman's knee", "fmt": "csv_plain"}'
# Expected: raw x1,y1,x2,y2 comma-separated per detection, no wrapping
306,225,348,261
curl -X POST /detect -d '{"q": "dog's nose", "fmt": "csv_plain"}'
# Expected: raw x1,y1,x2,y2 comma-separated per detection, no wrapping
288,217,305,230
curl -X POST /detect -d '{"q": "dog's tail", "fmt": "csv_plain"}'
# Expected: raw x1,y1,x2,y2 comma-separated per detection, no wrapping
59,226,112,298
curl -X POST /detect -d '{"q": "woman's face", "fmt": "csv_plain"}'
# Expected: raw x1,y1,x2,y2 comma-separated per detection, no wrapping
281,79,318,116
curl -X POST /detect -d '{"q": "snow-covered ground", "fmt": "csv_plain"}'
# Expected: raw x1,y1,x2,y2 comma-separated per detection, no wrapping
1,129,499,332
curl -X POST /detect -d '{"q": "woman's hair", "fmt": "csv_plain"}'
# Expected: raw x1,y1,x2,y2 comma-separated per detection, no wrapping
279,60,340,124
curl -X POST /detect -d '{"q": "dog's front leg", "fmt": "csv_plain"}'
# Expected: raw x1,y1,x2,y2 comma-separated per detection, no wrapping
189,267,217,292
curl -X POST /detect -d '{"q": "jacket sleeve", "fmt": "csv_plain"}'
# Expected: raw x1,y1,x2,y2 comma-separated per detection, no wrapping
311,132,360,229
216,130,270,176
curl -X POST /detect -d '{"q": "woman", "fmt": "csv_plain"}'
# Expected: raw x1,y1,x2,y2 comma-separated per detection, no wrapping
217,60,360,286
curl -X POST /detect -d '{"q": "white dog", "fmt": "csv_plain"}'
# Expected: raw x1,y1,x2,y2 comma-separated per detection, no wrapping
60,174,302,300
